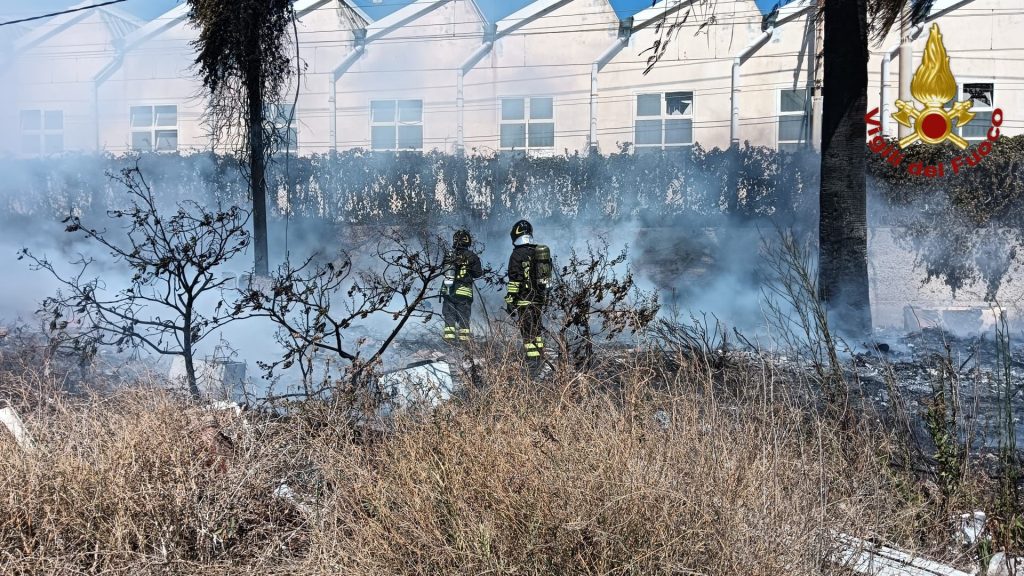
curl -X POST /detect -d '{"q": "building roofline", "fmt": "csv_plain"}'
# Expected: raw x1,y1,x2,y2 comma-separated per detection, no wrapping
14,0,144,52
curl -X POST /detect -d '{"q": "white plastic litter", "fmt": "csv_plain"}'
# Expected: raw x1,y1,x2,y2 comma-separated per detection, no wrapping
0,406,35,452
832,532,972,576
370,360,455,421
956,511,987,547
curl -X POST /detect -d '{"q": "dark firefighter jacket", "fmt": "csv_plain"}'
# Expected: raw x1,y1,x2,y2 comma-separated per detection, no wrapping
445,248,483,299
506,244,544,306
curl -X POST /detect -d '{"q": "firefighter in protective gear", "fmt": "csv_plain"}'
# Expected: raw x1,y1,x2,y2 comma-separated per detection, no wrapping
441,229,483,345
504,219,547,372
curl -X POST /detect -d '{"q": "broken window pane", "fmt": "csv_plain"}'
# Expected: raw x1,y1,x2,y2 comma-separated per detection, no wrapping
530,97,553,120
636,94,660,117
665,92,693,116
502,98,525,121
371,100,395,123
964,83,993,107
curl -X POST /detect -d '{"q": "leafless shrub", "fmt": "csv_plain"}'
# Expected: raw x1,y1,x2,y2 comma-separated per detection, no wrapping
19,167,251,398
239,228,448,394
545,238,660,370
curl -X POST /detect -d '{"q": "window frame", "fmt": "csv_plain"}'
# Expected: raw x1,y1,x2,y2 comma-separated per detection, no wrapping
958,80,995,142
267,102,298,153
498,96,556,154
20,109,64,156
369,98,424,152
777,88,811,153
632,90,695,153
128,104,179,153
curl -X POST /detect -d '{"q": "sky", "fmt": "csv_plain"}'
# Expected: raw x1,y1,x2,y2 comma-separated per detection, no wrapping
0,0,782,25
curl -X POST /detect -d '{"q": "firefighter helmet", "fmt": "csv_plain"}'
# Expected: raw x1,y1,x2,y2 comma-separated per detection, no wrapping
510,219,533,241
453,229,471,248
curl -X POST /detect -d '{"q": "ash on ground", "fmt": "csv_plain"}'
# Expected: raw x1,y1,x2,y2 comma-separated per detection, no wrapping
850,326,1024,458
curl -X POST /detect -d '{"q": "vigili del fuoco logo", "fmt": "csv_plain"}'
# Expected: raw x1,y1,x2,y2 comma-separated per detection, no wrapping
865,23,1004,177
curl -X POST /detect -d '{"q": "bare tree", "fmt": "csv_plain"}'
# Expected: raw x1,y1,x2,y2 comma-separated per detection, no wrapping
238,229,449,392
20,167,252,397
187,0,296,276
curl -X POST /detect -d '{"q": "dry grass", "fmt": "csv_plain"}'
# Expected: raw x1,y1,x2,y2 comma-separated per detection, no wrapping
0,339,950,575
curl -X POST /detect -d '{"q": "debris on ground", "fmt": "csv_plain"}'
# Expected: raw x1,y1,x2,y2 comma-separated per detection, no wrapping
357,360,456,430
0,404,34,452
272,483,315,518
988,552,1023,576
831,532,973,576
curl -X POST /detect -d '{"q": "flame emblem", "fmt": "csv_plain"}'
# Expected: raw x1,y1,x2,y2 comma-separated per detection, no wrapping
892,24,974,149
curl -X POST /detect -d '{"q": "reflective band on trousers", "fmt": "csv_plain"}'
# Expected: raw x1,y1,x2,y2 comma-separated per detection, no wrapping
443,327,456,340
459,328,470,341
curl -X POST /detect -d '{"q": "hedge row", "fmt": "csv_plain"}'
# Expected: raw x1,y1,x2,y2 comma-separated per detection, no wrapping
0,144,821,228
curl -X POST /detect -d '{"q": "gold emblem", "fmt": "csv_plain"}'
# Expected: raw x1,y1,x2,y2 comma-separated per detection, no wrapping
893,24,974,149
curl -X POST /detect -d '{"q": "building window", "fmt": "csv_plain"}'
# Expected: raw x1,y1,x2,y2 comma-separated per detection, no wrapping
130,105,178,152
20,109,63,155
500,97,554,151
633,91,693,152
268,103,297,153
370,99,423,151
960,82,993,142
778,88,810,153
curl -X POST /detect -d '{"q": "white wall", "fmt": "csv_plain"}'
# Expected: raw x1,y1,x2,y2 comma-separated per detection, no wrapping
5,0,1022,157
333,0,488,153
0,11,135,155
464,0,620,154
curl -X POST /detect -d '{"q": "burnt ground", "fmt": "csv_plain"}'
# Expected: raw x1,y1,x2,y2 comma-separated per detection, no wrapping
849,328,1024,459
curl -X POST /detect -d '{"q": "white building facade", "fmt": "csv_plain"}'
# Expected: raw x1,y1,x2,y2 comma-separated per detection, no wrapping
1,0,1021,157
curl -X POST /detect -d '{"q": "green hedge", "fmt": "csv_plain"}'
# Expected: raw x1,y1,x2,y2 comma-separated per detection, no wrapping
0,144,820,229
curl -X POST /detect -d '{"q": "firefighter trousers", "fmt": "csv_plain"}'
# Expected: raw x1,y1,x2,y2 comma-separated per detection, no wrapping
516,304,544,365
442,295,472,344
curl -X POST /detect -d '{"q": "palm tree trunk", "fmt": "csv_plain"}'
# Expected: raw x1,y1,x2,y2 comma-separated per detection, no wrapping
248,62,269,276
818,0,872,336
